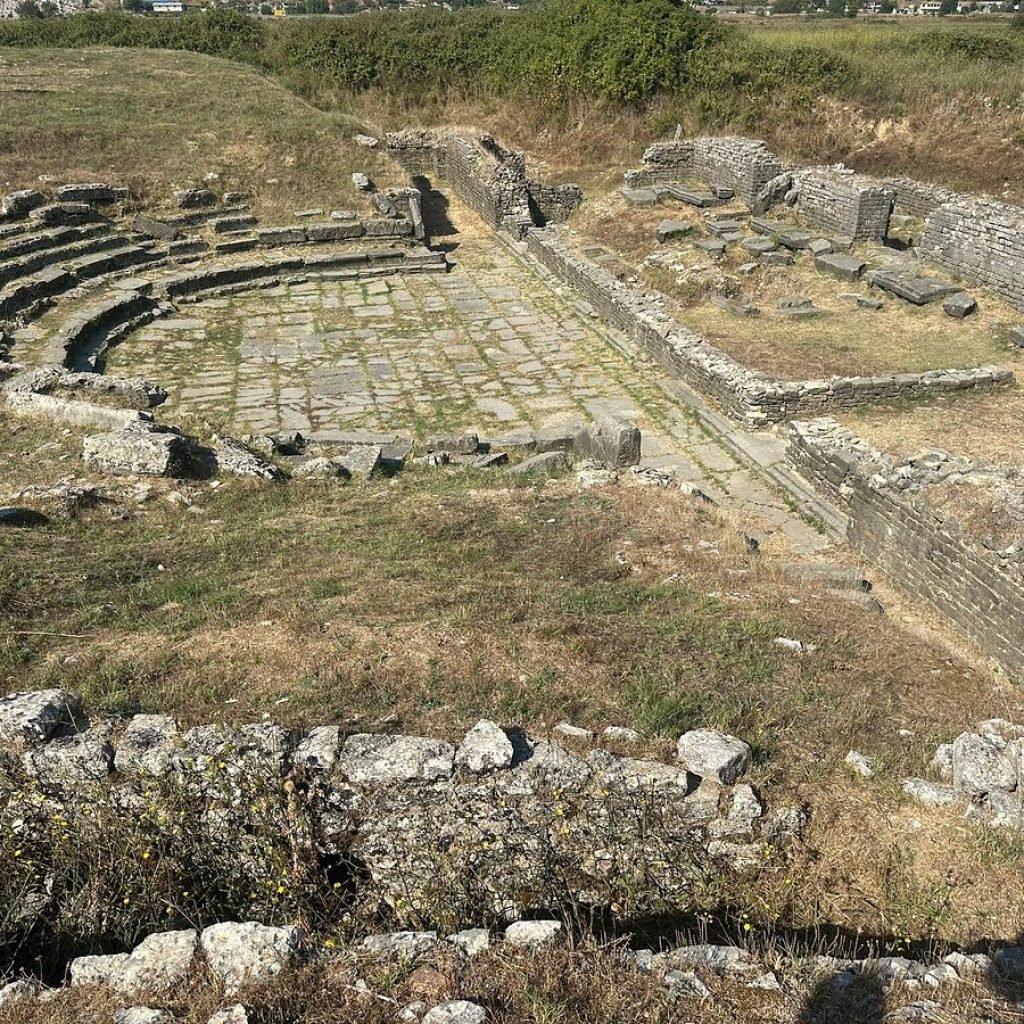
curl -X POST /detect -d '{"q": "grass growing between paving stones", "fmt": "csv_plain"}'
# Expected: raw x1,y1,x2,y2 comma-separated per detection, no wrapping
5,411,1024,950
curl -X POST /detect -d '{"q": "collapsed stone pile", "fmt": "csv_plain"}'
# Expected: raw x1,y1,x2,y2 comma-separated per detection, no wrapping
904,719,1024,829
0,688,794,944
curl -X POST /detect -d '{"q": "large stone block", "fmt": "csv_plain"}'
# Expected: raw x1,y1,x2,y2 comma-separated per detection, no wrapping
83,427,193,477
574,415,641,469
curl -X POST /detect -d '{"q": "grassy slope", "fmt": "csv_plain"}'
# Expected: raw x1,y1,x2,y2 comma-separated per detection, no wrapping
0,47,396,219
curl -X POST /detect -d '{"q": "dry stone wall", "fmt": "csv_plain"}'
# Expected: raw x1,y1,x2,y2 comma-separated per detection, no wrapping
919,198,1024,311
625,137,784,206
884,178,967,220
787,418,1024,681
386,131,581,237
793,169,894,242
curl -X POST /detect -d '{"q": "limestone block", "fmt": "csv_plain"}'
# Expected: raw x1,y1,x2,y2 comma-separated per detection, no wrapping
506,451,569,476
71,929,198,998
676,729,751,784
22,729,114,788
174,189,217,209
114,714,180,776
200,922,304,997
0,689,82,746
574,416,641,469
455,720,514,773
83,427,193,477
421,1002,486,1024
503,920,562,948
339,734,454,785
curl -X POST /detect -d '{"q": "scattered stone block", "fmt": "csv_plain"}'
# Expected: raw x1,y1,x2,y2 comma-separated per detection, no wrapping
71,930,198,998
471,451,508,469
777,229,816,251
175,188,217,209
740,236,776,255
293,208,324,219
337,444,382,479
207,1008,248,1024
952,731,1017,796
455,720,513,773
760,251,794,267
622,188,658,207
422,1002,486,1024
1009,326,1024,348
354,133,379,149
676,729,751,784
425,432,478,455
0,689,82,747
737,262,758,275
706,219,744,237
845,751,876,778
362,931,438,958
808,238,834,256
656,220,691,243
83,427,193,477
902,778,957,807
942,292,977,319
663,185,717,208
867,271,960,305
815,253,866,281
330,209,358,221
213,434,285,482
573,415,641,468
506,451,569,476
352,172,373,192
694,238,727,256
447,929,491,957
114,1009,170,1024
504,920,562,948
535,424,577,453
293,726,341,773
711,295,758,316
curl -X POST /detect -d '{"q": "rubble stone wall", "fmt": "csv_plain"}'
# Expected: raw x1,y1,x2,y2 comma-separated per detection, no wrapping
787,419,1024,681
919,198,1024,311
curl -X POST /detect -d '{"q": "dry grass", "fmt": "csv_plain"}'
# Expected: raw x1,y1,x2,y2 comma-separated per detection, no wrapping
0,48,398,221
1,941,1021,1024
840,385,1024,464
576,193,1023,380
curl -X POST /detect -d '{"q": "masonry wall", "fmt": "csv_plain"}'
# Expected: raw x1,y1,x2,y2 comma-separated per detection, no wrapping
787,420,1024,681
884,178,965,220
524,226,1012,428
796,171,894,241
919,198,1024,311
625,138,783,206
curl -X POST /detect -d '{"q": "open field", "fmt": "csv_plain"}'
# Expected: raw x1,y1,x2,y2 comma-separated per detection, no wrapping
0,47,388,221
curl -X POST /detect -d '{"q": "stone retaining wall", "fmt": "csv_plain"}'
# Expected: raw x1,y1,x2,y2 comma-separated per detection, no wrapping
919,198,1024,311
787,418,1024,681
386,130,580,237
625,138,785,206
884,177,966,219
524,225,1012,428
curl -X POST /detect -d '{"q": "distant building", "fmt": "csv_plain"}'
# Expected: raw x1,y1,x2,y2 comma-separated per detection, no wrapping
152,0,184,10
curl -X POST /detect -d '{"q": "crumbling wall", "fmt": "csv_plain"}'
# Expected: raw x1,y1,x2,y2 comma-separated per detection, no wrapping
787,418,1024,681
386,131,579,237
625,138,784,206
919,198,1024,311
794,170,894,241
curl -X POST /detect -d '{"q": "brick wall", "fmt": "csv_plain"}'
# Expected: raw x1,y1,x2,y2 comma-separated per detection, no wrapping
787,419,1024,681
